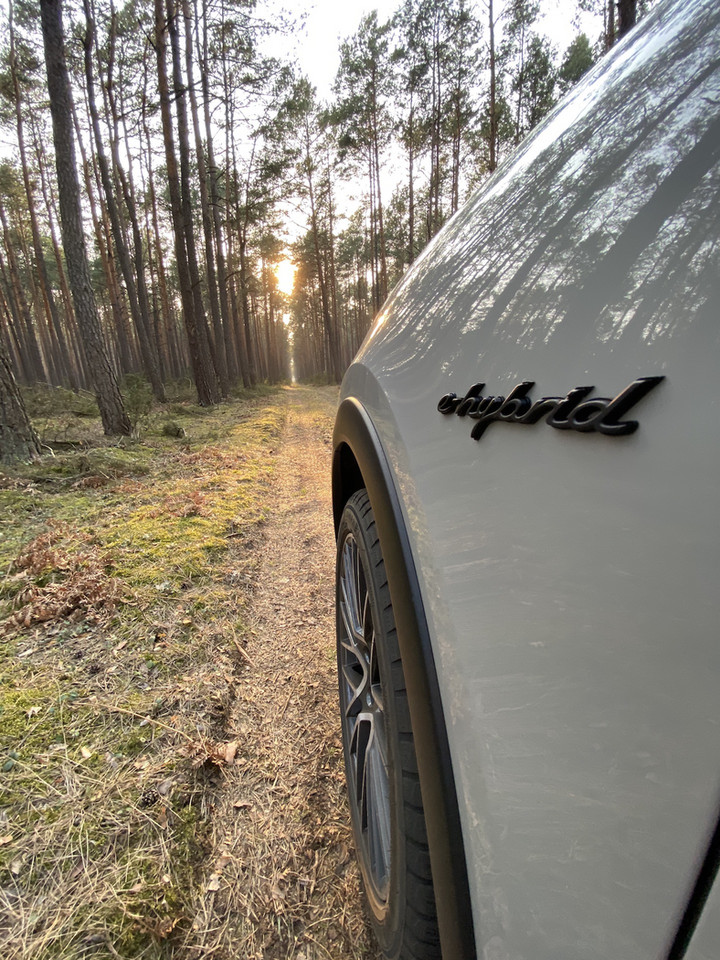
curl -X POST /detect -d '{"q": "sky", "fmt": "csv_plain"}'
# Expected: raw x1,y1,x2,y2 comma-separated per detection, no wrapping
292,0,400,100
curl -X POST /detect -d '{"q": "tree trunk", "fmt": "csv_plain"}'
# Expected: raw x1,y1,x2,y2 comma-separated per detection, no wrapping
606,0,617,49
237,232,258,386
0,335,42,462
617,0,636,39
83,0,166,402
370,64,388,304
140,93,175,380
72,109,136,377
488,0,498,173
29,110,81,379
408,100,415,265
39,0,131,436
197,0,236,384
10,1,77,391
114,17,169,393
429,10,442,234
184,0,228,394
326,167,340,365
305,129,341,382
0,276,29,383
16,218,63,386
168,0,219,389
154,0,219,404
97,201,137,374
0,201,46,383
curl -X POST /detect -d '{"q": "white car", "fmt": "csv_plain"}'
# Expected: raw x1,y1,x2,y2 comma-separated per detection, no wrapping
332,1,720,958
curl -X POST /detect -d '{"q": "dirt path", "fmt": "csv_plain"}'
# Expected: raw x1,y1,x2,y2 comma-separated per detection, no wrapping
194,386,380,960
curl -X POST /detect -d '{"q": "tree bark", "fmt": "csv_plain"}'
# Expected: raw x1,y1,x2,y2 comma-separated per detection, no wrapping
155,0,219,404
140,84,176,380
488,0,498,173
82,0,166,401
617,0,637,39
197,0,237,384
0,201,46,383
408,100,415,265
606,0,617,49
39,0,131,435
304,121,341,382
10,0,77,390
184,0,228,394
28,109,82,381
167,0,219,390
111,13,169,396
0,335,41,462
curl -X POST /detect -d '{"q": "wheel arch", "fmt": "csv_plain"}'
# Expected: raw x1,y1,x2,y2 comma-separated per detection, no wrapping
333,396,477,960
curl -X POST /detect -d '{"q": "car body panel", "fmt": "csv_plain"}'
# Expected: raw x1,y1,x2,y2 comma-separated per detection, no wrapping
338,1,720,956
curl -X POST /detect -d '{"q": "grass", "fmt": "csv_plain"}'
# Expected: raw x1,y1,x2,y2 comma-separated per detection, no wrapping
0,385,286,959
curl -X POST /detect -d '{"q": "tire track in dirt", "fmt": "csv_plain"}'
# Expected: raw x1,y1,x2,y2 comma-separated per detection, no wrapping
191,386,380,960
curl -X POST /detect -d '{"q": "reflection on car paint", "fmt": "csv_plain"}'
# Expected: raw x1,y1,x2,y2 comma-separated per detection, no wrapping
360,0,720,380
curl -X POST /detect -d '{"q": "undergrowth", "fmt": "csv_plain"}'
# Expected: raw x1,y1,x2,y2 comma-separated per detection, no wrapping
0,385,286,959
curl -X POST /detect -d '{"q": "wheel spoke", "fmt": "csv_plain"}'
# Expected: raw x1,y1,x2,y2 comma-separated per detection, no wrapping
342,662,365,718
365,726,390,890
339,542,369,656
369,630,384,714
337,522,391,903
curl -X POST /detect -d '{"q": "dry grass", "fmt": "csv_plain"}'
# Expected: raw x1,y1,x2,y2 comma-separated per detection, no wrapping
0,385,376,959
183,386,376,960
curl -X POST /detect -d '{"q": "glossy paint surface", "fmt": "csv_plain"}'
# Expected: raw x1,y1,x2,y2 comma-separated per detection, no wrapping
340,1,720,957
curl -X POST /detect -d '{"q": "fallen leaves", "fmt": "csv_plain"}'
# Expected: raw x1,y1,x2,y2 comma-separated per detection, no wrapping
3,522,123,633
178,737,242,769
205,850,234,893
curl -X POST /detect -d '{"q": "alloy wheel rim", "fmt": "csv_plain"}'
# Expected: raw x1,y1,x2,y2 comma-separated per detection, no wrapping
338,531,391,903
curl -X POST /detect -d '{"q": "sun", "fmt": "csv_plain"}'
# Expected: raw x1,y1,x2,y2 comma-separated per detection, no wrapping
275,259,296,296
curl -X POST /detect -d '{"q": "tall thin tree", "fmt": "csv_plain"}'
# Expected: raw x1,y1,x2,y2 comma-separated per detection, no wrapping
39,0,130,435
0,334,41,462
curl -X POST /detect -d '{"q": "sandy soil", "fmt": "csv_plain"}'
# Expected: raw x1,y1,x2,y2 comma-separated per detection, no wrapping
193,386,380,960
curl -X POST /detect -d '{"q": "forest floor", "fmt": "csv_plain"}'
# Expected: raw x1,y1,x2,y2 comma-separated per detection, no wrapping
0,384,380,960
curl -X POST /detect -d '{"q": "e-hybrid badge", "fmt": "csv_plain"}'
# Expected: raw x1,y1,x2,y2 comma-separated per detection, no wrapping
438,376,664,440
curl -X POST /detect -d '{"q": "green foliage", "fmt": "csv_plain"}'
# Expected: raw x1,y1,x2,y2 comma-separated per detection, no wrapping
120,374,154,430
331,12,393,164
559,33,595,94
21,446,152,483
21,385,99,420
523,35,558,130
161,420,186,438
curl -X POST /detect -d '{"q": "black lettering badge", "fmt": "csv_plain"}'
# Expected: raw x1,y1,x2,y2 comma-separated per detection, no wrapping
437,377,664,441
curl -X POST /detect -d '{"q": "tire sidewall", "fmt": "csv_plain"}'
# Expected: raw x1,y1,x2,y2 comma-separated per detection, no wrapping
336,492,409,958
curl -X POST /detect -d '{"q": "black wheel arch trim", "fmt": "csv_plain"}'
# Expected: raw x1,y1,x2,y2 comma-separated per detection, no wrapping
665,799,720,960
333,396,477,960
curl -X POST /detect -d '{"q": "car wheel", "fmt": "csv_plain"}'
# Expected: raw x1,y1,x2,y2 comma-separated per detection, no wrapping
336,489,440,960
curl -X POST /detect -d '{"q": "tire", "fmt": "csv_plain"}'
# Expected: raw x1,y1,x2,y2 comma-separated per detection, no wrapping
336,489,440,960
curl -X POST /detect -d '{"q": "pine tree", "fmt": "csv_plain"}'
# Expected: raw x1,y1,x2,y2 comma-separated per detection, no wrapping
39,0,131,436
558,33,595,94
0,335,41,462
332,13,392,312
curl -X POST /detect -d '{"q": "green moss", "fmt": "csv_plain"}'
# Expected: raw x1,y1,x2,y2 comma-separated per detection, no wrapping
21,384,99,420
21,446,153,483
0,683,55,747
0,388,290,956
